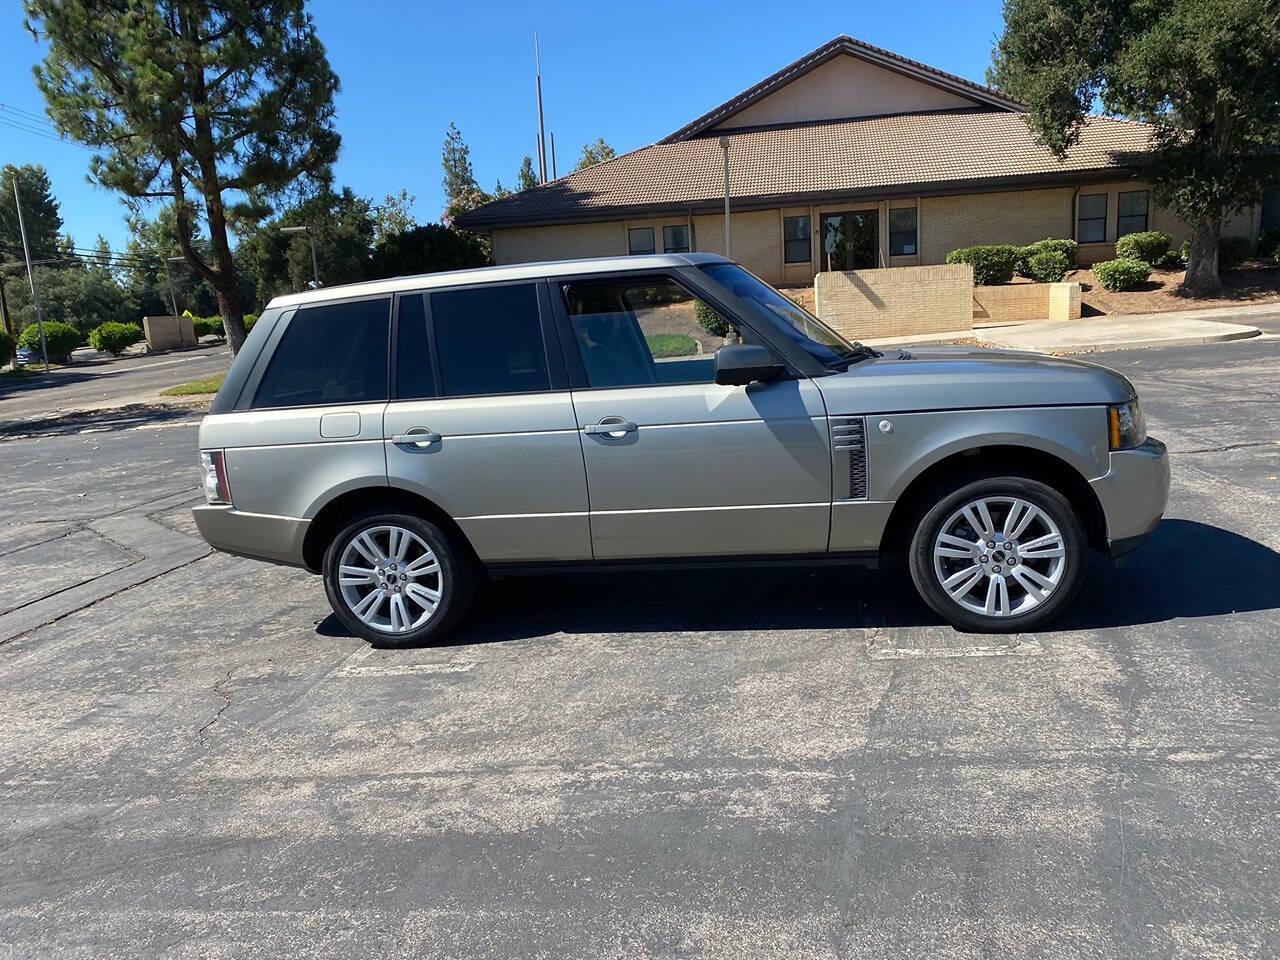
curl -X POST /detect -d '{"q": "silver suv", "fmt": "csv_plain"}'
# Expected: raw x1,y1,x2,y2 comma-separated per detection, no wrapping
194,254,1169,643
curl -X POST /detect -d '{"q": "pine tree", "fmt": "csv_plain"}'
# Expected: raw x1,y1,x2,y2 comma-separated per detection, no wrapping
517,155,538,191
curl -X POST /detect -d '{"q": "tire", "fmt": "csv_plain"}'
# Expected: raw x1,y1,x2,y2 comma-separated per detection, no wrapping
323,511,475,646
908,476,1087,632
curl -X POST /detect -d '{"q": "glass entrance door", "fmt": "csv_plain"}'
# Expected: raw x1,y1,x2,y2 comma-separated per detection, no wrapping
820,211,878,271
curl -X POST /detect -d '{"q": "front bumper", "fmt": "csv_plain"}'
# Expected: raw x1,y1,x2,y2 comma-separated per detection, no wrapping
1088,437,1170,556
192,504,310,568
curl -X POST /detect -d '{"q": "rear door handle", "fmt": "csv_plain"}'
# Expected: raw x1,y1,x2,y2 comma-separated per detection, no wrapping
391,427,442,447
583,418,637,437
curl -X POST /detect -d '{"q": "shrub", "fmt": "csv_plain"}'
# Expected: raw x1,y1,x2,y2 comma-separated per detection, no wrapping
243,313,259,333
1017,238,1078,276
1218,235,1254,271
1114,230,1172,264
0,329,13,364
1093,257,1152,291
945,244,1020,285
88,321,144,357
694,300,729,338
1154,249,1185,270
1258,227,1280,259
192,316,225,338
18,320,81,363
1024,250,1070,283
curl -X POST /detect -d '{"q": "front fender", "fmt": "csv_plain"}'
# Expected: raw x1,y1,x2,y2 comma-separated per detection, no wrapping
867,406,1111,502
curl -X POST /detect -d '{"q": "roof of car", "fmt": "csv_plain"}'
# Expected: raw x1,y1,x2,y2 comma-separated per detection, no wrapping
266,252,731,309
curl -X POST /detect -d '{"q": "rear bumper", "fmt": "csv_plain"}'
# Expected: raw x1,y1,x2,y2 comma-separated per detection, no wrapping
192,504,310,568
1088,437,1169,556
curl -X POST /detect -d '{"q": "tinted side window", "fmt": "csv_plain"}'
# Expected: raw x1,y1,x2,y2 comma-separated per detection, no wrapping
395,293,436,400
562,276,741,389
252,297,389,408
430,283,550,397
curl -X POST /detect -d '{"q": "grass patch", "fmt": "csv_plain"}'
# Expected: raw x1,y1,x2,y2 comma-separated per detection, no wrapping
1,365,43,378
160,373,225,397
645,333,699,358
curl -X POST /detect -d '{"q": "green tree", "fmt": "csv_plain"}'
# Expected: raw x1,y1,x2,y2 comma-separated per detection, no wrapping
574,137,617,172
121,206,219,319
0,163,64,342
26,0,342,352
517,155,538,190
991,0,1280,294
369,223,490,279
442,122,480,207
374,189,416,245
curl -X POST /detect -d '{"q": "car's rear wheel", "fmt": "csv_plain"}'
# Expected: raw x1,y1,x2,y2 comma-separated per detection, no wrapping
908,476,1087,632
323,511,473,645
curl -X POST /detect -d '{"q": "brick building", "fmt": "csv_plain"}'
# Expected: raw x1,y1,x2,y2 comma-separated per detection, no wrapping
456,35,1270,284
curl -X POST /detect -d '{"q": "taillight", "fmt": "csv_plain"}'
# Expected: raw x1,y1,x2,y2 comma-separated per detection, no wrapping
201,450,232,505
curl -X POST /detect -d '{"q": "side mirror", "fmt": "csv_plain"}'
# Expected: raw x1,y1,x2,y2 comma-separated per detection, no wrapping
714,343,783,386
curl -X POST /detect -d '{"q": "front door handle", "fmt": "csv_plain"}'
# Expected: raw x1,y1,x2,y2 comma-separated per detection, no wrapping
583,417,637,438
391,427,442,447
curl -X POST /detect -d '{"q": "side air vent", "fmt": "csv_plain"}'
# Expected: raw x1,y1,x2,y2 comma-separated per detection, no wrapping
831,416,868,500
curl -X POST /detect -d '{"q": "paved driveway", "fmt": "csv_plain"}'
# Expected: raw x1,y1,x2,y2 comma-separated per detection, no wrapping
1,333,1278,958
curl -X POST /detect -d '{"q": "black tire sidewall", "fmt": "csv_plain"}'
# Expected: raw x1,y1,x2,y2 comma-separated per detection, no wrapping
323,511,471,646
908,476,1086,632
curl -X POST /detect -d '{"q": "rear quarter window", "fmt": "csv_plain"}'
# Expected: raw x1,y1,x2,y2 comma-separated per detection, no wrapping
252,297,390,408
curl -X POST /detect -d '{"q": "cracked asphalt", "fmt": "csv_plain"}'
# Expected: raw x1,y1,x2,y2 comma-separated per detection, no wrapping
1,328,1279,958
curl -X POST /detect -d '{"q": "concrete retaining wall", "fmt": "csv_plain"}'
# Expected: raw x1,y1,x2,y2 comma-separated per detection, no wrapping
143,316,197,351
814,264,973,340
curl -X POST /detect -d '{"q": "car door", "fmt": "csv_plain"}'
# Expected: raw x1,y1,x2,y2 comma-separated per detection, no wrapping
383,281,591,563
553,272,832,560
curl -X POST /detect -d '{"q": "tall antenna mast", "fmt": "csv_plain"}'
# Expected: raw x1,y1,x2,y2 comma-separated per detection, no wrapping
535,33,549,184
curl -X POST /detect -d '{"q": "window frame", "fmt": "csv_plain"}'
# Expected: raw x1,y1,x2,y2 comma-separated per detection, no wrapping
1077,193,1108,243
782,215,812,264
662,224,690,254
888,207,918,257
627,227,656,255
248,295,392,411
1116,190,1149,237
546,267,800,392
398,278,568,401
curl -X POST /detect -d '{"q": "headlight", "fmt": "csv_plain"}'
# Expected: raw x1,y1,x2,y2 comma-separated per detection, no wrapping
1107,398,1146,451
201,450,232,505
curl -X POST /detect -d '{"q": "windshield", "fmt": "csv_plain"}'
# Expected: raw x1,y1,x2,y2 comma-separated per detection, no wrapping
699,263,863,368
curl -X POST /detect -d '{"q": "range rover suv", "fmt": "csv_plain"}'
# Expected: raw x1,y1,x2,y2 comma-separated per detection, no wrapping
193,254,1169,643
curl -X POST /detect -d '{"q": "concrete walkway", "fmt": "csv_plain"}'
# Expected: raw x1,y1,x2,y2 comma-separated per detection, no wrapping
865,301,1278,354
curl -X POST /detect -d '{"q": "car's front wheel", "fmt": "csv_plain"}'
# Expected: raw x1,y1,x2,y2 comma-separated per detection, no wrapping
322,512,473,645
908,476,1087,632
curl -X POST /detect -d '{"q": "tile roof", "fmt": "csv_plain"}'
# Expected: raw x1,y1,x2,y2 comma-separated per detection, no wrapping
455,110,1155,230
661,35,1024,143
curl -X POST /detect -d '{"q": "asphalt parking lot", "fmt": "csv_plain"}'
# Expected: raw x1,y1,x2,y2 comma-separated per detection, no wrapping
2,331,1278,958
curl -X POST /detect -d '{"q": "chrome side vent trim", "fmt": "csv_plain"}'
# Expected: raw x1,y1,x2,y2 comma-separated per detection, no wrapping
831,416,868,500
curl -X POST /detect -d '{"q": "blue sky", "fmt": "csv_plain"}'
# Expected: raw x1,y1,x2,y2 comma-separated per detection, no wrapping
0,0,1007,253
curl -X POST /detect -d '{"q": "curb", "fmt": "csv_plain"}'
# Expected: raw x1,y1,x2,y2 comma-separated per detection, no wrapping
986,324,1262,355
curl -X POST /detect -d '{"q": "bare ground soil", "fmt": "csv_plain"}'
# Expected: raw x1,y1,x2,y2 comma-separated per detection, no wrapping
1065,261,1280,315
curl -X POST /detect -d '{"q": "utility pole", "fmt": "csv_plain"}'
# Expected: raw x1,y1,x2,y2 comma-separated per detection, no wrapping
163,256,182,317
550,132,557,180
719,136,731,260
535,34,548,184
280,225,320,288
11,177,49,372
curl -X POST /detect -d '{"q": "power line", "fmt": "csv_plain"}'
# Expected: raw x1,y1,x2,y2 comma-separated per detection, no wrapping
0,100,54,125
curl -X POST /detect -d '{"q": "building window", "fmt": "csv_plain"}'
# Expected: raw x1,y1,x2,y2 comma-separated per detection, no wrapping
1077,193,1107,243
1117,190,1149,237
628,227,655,255
662,224,689,253
783,215,811,263
888,207,918,256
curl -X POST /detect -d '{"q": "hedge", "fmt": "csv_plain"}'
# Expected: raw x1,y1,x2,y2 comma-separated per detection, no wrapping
1024,250,1070,283
1018,238,1078,276
1114,230,1171,264
19,321,81,363
945,244,1020,285
1154,249,1185,270
0,329,13,364
1093,257,1152,291
89,321,144,357
192,316,225,338
1258,227,1280,260
694,301,729,338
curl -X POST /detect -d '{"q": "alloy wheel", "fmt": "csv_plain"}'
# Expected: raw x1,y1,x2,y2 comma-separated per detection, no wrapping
337,524,445,634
